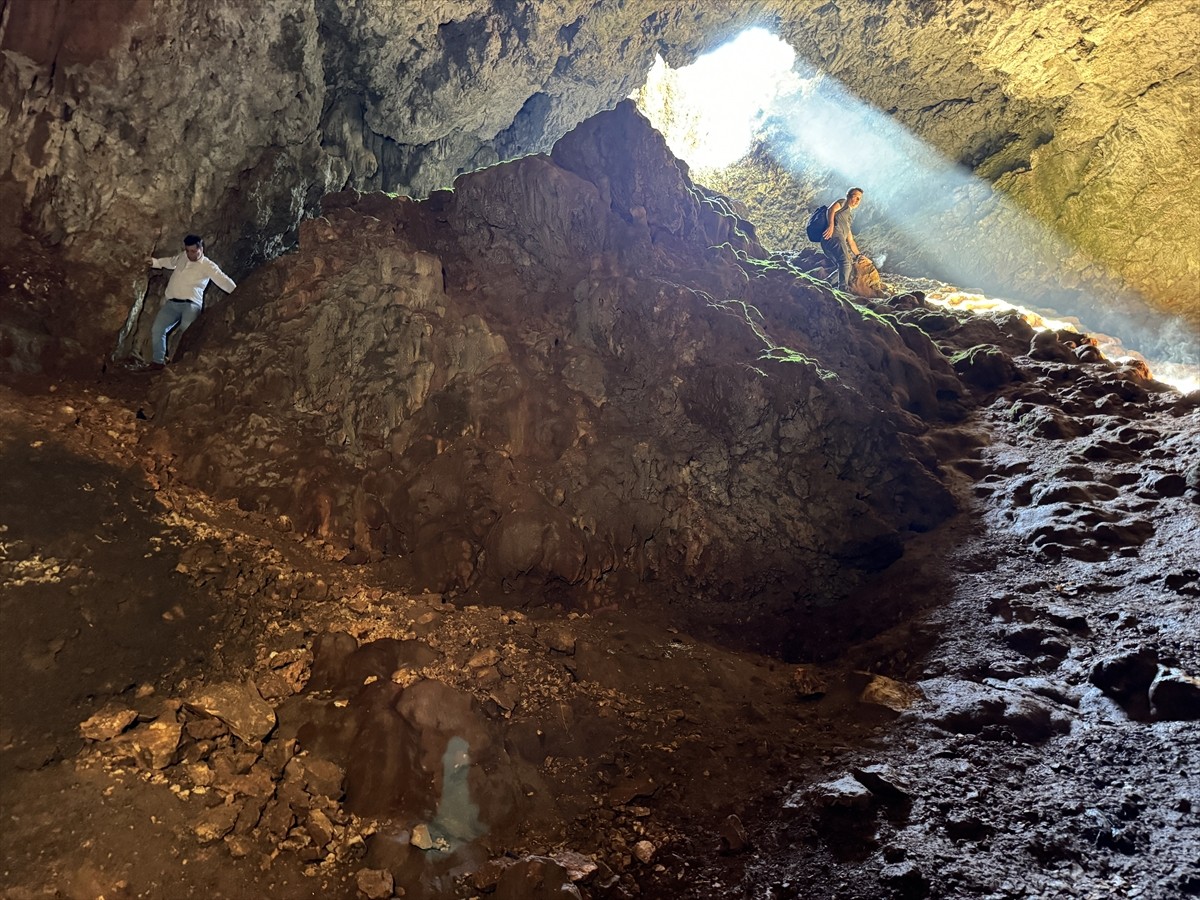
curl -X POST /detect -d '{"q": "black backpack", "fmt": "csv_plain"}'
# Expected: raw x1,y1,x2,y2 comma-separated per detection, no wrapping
805,205,828,243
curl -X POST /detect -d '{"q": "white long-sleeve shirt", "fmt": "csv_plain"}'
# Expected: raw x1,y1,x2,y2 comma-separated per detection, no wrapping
150,252,236,307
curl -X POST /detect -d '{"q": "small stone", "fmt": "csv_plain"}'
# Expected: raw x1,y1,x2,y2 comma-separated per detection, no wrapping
184,681,277,747
549,850,598,882
260,799,296,840
254,673,291,702
537,623,577,654
185,762,215,787
1149,667,1200,720
852,765,912,803
880,861,929,894
467,648,501,668
1165,569,1200,594
355,867,394,900
193,804,240,843
791,665,827,698
632,840,655,864
812,775,874,811
410,823,434,850
80,705,138,741
298,757,345,800
184,717,227,741
1091,647,1159,701
1146,472,1187,498
488,683,520,712
130,720,182,769
859,673,923,711
474,665,502,687
719,814,749,853
307,809,335,849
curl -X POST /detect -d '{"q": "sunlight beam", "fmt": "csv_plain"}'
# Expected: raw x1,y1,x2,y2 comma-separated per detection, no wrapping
635,28,1198,387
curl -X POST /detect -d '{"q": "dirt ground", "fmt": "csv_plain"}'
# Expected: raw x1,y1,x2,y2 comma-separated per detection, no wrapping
2,323,1198,899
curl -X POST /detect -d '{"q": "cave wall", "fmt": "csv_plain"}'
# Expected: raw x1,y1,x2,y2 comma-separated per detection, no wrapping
1,0,1196,375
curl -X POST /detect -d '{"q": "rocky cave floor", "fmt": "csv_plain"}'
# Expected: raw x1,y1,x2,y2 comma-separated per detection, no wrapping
1,312,1199,900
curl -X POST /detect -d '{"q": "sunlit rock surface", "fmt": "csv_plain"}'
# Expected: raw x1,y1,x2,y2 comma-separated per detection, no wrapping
1,0,1196,375
144,102,955,630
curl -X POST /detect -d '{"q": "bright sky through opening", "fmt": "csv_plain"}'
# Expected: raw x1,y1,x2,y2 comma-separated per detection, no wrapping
637,28,798,171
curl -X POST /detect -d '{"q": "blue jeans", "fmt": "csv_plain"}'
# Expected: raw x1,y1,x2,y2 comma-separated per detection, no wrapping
150,300,201,364
820,238,853,289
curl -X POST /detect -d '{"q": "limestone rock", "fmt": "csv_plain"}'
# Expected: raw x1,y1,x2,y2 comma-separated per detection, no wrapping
184,681,277,747
354,867,394,900
952,345,1019,390
879,861,929,896
536,623,577,655
410,824,434,851
1149,667,1200,721
467,648,501,669
549,850,598,882
79,705,137,741
920,678,1071,744
791,665,828,699
851,765,912,804
859,674,924,711
1090,647,1160,704
811,775,874,811
193,805,240,844
128,720,182,769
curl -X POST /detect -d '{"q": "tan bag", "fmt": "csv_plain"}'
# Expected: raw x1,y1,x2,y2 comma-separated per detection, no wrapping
847,255,889,299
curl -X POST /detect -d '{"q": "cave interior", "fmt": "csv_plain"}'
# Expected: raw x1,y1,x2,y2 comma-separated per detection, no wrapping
1,2,1198,899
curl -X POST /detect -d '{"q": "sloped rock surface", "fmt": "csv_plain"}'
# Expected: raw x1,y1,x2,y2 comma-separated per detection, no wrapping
144,103,956,631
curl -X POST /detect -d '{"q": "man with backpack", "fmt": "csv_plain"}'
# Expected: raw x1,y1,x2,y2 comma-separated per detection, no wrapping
806,188,865,290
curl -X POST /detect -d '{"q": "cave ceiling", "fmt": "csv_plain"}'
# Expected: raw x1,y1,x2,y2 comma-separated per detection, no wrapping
0,0,1196,373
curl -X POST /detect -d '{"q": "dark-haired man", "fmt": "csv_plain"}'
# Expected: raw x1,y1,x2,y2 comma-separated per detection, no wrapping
820,188,864,290
146,234,235,368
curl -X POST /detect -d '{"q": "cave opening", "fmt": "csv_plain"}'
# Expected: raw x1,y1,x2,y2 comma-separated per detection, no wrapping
634,27,799,173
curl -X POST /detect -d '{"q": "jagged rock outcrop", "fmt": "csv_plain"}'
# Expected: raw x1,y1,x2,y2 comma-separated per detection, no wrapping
1,0,1196,376
144,102,956,633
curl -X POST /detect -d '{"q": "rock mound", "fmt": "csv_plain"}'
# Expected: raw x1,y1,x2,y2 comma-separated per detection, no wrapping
148,102,957,629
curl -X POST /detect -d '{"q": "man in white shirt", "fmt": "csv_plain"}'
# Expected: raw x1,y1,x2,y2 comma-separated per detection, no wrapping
146,234,236,369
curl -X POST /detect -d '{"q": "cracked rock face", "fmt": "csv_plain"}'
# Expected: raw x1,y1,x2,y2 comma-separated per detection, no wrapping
2,0,1197,375
143,102,956,638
